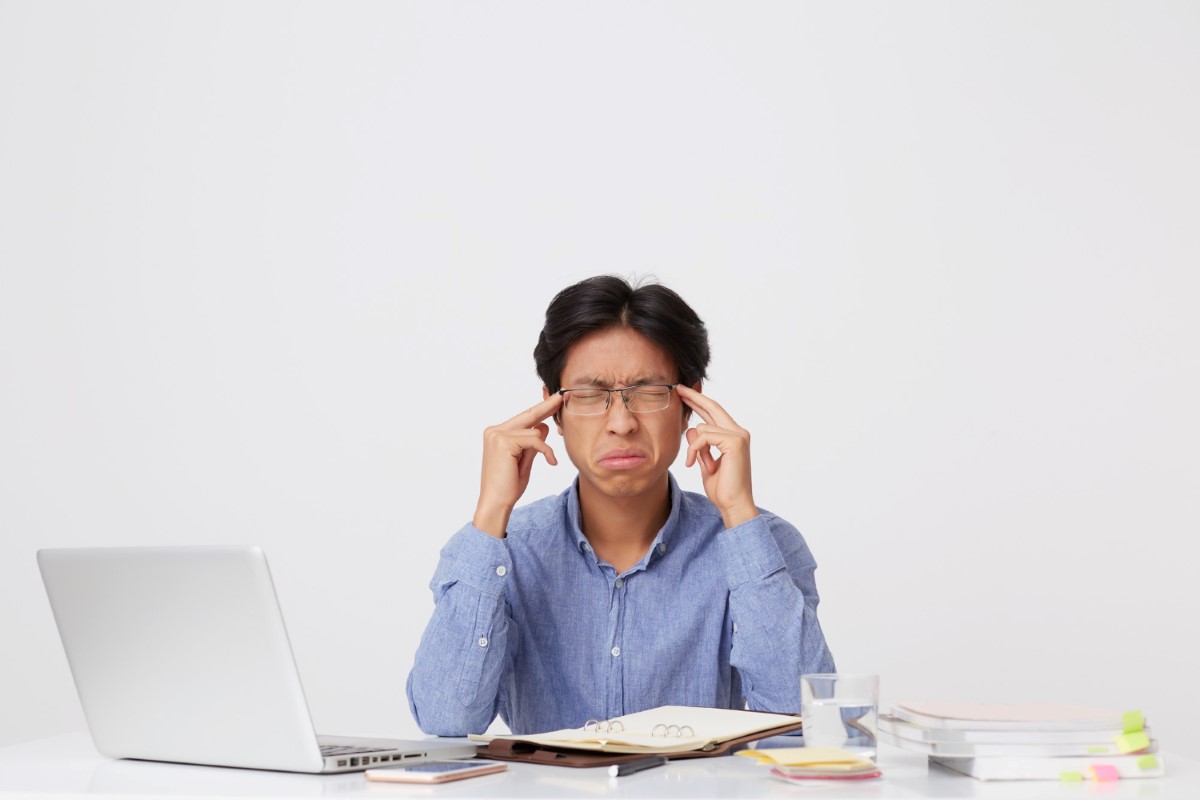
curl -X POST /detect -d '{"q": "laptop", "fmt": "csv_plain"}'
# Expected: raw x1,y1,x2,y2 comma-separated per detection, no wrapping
37,546,477,773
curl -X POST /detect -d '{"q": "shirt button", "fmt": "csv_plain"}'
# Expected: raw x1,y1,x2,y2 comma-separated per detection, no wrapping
495,565,507,576
658,543,667,554
614,578,624,589
611,646,621,657
478,637,489,648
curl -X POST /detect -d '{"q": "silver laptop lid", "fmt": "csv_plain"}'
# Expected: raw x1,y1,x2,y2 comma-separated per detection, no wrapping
38,546,325,772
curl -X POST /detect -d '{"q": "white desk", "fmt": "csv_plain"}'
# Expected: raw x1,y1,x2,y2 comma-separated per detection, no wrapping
0,733,1196,799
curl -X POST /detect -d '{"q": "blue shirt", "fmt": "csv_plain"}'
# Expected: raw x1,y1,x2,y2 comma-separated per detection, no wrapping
406,473,835,736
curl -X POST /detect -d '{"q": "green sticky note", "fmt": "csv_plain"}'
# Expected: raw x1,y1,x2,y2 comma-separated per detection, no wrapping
1087,746,1107,753
1117,731,1150,753
1137,755,1160,770
1060,771,1084,782
1122,710,1145,734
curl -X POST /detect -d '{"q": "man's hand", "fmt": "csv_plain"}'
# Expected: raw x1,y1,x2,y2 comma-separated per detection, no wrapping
473,393,564,538
677,385,759,529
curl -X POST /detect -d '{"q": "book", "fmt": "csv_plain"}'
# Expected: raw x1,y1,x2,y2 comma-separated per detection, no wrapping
931,753,1166,782
879,715,1156,757
471,706,802,762
878,727,1157,758
879,713,1154,745
891,702,1138,732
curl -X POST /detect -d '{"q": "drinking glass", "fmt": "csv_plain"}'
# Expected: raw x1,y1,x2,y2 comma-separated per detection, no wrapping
800,673,879,761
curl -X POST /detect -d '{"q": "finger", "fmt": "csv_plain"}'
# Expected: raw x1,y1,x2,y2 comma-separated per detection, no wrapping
686,434,719,476
684,427,699,468
687,426,745,457
526,438,558,467
502,393,565,429
532,422,550,442
517,446,537,481
686,435,721,473
675,385,739,430
499,431,559,466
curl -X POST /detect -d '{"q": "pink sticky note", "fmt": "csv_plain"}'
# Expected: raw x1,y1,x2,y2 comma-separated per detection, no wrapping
1090,764,1120,782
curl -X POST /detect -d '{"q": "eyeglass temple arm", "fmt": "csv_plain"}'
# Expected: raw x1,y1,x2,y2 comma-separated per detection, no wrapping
557,383,679,395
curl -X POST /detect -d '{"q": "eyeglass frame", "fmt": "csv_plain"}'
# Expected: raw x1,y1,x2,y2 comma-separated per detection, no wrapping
555,383,681,416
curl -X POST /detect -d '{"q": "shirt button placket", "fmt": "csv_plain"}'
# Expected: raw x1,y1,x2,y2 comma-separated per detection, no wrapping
606,573,626,717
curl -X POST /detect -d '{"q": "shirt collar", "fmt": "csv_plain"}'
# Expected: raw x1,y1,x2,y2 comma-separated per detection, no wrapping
566,472,683,566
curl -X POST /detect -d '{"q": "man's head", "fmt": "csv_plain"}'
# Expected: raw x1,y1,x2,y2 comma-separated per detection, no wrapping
534,276,710,396
534,276,710,500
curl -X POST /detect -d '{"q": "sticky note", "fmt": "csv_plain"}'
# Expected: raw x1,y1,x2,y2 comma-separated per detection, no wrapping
1122,710,1145,734
1090,764,1120,782
1060,771,1084,782
736,747,866,767
1116,731,1150,753
1087,746,1107,753
1137,755,1159,770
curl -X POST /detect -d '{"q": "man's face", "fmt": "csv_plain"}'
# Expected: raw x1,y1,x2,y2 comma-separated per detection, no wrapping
546,326,689,501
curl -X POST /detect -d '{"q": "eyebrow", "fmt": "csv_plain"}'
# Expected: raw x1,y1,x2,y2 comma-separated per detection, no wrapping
565,375,671,389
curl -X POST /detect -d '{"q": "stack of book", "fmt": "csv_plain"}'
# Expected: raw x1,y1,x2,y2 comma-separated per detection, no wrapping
879,702,1164,782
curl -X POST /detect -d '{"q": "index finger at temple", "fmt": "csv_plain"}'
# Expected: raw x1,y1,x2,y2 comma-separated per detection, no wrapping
504,392,564,429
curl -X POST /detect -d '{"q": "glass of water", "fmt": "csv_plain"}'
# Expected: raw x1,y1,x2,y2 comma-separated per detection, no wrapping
800,673,879,761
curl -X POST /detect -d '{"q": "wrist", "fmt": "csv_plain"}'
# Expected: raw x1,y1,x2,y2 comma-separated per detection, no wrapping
473,500,512,538
720,502,759,530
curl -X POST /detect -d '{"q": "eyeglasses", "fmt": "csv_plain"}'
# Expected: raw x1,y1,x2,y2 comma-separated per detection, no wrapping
557,384,679,416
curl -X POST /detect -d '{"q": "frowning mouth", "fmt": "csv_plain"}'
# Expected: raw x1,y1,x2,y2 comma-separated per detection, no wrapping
597,450,648,470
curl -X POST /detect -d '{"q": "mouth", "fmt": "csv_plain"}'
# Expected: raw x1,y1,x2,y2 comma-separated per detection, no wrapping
597,450,648,470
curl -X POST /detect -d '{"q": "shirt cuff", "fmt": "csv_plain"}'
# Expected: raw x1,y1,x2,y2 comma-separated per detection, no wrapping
440,523,514,597
717,514,787,589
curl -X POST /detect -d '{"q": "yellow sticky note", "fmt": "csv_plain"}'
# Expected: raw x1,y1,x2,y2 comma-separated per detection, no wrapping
736,747,869,768
1086,746,1107,753
1122,710,1145,734
1137,755,1159,770
1060,771,1084,782
1116,731,1150,753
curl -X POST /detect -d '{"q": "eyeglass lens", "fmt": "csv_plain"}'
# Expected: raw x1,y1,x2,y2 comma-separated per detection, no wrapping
563,386,673,416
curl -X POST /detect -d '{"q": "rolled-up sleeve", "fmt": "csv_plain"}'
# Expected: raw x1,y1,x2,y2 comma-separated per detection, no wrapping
717,514,835,714
406,524,514,735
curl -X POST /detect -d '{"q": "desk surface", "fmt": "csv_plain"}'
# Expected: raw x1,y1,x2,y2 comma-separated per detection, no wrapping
0,733,1196,799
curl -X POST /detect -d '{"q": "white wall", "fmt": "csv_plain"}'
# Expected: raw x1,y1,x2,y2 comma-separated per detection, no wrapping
2,0,1197,756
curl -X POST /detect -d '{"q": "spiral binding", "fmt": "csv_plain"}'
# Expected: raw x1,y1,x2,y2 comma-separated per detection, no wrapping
583,718,624,734
582,718,695,737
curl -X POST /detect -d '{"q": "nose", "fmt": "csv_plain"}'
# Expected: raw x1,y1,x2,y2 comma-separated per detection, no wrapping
605,394,639,435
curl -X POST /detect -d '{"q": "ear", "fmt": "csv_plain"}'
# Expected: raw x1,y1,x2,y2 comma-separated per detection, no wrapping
543,386,564,434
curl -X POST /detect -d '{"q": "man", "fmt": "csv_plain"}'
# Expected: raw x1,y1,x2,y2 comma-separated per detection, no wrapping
407,276,835,736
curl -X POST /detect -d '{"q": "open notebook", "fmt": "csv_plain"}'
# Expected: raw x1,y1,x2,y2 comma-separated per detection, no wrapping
471,706,803,767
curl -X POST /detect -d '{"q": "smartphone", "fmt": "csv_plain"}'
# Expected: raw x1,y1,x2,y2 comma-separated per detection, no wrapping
364,759,507,784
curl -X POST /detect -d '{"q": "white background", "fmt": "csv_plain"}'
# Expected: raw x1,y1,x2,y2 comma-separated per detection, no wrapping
2,0,1197,756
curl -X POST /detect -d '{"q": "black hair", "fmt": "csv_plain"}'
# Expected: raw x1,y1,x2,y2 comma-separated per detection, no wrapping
534,275,710,394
